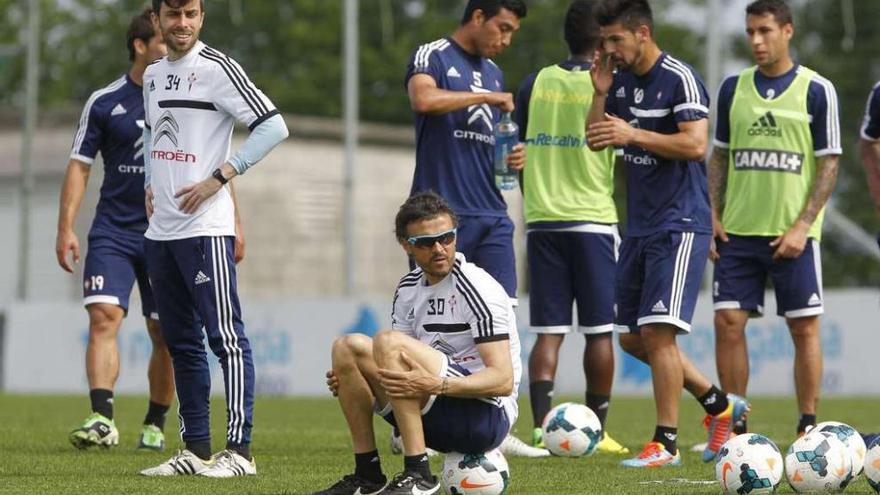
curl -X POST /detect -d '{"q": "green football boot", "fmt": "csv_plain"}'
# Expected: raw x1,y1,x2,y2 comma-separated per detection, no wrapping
69,412,119,449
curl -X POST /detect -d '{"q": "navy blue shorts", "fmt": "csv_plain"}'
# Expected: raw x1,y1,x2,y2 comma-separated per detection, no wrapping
713,235,823,318
527,225,619,334
83,230,156,319
378,359,510,454
616,231,710,333
457,214,517,299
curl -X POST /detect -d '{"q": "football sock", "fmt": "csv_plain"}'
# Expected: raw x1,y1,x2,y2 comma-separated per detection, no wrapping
404,453,432,479
89,389,114,420
529,380,554,428
698,385,729,416
653,426,678,455
734,419,748,435
355,450,384,482
144,401,169,430
227,442,251,460
586,393,610,430
797,414,817,435
187,441,212,461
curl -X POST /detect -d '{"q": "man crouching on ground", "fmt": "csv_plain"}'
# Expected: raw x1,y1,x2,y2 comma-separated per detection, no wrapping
314,191,522,495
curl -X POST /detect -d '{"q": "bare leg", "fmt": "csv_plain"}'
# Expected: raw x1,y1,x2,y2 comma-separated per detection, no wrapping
372,330,444,456
788,316,822,416
86,304,124,390
584,333,614,396
331,333,389,453
528,334,564,382
619,332,711,398
714,309,750,396
145,318,175,406
640,324,683,428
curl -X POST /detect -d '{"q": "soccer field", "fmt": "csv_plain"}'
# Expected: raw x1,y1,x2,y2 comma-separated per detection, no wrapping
1,394,877,494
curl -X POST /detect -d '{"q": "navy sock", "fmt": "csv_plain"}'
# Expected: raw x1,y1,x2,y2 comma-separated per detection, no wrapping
529,380,554,428
698,385,729,416
797,414,817,435
653,426,678,455
355,450,384,482
226,442,251,460
186,441,212,461
586,393,610,430
89,389,114,420
144,401,169,430
404,453,432,478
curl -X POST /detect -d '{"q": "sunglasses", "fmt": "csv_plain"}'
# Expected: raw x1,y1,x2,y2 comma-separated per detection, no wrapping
406,228,457,249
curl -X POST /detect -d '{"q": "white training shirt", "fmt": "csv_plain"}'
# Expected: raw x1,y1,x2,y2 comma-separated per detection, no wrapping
143,41,279,240
391,252,522,424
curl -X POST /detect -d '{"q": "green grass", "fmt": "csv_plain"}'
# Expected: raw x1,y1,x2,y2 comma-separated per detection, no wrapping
1,394,878,494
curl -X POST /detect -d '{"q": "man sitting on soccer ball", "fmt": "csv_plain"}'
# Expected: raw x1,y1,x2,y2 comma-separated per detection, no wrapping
314,192,522,495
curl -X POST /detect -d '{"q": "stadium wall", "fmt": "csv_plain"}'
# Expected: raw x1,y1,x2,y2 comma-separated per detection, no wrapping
3,290,879,397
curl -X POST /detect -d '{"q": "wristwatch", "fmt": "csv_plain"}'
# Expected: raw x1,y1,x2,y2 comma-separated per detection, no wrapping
212,168,229,185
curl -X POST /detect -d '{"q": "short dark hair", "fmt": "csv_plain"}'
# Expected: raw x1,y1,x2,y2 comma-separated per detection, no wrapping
594,0,653,33
746,0,793,27
127,8,156,62
394,192,459,241
565,0,600,56
151,0,205,14
461,0,528,25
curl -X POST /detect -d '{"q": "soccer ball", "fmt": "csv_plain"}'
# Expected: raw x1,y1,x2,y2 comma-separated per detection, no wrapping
785,431,853,493
441,449,509,495
865,438,880,492
810,421,867,476
541,402,602,457
715,433,784,494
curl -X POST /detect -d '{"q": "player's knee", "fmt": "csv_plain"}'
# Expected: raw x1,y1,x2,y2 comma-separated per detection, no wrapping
715,310,746,334
331,333,372,364
788,317,819,341
372,329,406,364
87,304,123,338
618,333,642,357
146,320,168,348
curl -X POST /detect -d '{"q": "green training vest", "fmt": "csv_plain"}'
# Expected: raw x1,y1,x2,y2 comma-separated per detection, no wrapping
523,64,617,224
724,65,823,240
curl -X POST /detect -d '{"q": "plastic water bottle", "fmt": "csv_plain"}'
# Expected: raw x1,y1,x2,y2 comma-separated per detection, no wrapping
494,112,519,190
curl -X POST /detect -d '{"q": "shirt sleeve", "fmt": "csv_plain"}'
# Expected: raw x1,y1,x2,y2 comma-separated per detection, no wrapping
209,55,280,131
70,92,105,165
459,275,511,345
713,75,739,148
390,287,415,336
404,41,446,88
861,82,880,141
808,75,842,156
671,64,710,123
515,72,537,142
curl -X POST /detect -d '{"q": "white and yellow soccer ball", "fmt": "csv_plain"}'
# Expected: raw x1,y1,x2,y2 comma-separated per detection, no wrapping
865,438,880,492
810,421,868,476
785,431,853,493
715,433,784,494
441,448,509,495
540,402,602,457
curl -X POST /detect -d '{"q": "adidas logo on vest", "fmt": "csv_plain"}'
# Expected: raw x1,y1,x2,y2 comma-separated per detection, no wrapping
749,111,782,137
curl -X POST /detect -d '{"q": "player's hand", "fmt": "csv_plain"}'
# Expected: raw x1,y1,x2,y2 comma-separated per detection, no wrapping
175,177,223,214
234,221,246,264
590,49,614,96
326,370,339,397
507,143,526,171
377,352,441,399
145,186,154,219
770,220,810,260
55,228,80,273
486,92,515,113
587,113,636,149
710,214,729,262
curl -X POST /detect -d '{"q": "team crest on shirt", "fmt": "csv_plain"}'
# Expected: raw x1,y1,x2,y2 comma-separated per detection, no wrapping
634,88,644,104
448,294,457,317
187,72,198,92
